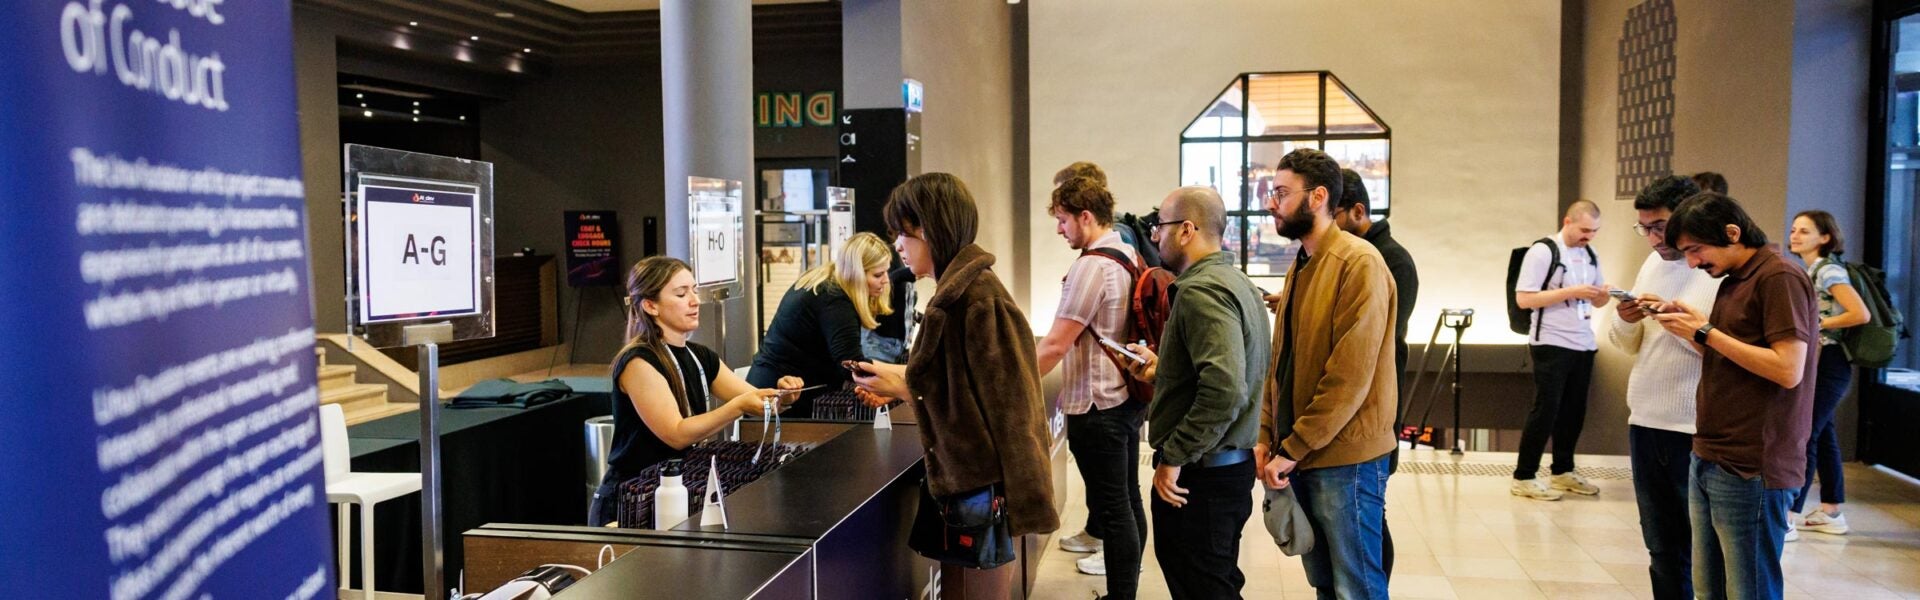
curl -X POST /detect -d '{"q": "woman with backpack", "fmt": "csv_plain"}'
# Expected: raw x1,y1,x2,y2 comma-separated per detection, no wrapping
1786,210,1872,538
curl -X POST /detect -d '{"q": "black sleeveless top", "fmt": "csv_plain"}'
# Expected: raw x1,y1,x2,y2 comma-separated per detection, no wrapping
608,341,721,479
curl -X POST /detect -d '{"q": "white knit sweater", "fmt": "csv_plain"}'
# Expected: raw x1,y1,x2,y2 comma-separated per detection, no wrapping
1605,252,1724,434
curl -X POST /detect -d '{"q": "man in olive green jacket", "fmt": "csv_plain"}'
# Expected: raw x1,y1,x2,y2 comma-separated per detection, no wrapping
1124,185,1270,599
1257,149,1399,600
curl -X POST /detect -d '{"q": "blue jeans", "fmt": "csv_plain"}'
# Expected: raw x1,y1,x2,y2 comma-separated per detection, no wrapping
1629,426,1692,600
1689,455,1790,600
1293,453,1390,600
1793,348,1851,513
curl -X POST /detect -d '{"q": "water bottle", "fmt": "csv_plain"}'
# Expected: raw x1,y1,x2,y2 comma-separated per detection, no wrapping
653,459,689,530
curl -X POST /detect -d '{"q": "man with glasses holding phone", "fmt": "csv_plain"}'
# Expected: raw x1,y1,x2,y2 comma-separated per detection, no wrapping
1607,176,1720,599
1120,186,1269,599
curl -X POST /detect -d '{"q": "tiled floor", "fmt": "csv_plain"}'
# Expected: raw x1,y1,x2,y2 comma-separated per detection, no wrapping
1031,449,1920,599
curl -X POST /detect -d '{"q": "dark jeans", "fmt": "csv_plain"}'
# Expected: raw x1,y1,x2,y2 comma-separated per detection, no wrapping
1690,455,1790,600
1515,345,1596,480
1629,425,1693,600
1067,401,1148,599
1151,458,1254,600
1294,454,1391,600
1793,348,1852,513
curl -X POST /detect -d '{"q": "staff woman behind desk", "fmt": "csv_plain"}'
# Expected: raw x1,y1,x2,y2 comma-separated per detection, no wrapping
852,173,1059,597
589,256,801,527
748,232,895,415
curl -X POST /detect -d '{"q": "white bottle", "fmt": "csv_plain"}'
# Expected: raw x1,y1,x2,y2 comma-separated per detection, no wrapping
653,459,689,530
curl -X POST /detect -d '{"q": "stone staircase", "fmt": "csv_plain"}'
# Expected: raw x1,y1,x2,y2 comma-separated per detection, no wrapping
317,346,417,425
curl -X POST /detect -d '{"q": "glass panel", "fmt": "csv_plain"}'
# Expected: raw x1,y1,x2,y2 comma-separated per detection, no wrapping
1246,73,1321,136
1883,13,1920,370
1181,141,1245,211
1247,141,1320,211
1325,76,1386,134
1324,138,1391,216
1245,214,1301,277
1184,80,1244,139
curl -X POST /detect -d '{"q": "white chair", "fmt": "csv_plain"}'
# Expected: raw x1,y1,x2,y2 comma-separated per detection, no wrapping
320,404,422,600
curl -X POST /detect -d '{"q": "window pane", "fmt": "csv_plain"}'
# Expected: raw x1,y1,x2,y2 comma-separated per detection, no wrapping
1184,80,1244,139
1248,141,1320,211
1181,141,1245,210
1246,73,1321,136
1324,138,1391,216
1325,75,1386,134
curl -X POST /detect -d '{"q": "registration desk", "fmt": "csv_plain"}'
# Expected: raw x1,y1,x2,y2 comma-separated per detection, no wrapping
464,417,1071,599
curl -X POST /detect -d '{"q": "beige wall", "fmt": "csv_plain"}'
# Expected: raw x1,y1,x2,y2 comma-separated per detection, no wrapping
903,1,1026,301
1026,0,1563,342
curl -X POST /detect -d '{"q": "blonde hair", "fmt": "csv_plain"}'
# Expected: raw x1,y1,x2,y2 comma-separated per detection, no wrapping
792,232,895,329
615,256,693,416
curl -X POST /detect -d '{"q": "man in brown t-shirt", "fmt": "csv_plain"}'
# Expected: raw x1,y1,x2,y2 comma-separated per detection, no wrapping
1651,193,1817,600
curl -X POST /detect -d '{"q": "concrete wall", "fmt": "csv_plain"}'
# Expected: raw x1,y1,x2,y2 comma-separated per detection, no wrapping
1576,0,1869,456
1026,0,1564,344
293,9,345,333
901,0,1027,303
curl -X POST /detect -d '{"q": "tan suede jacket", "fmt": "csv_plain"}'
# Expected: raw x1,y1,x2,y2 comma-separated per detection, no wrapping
1261,229,1400,470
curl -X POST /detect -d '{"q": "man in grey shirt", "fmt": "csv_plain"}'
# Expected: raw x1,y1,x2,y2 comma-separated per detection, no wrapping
1125,186,1270,599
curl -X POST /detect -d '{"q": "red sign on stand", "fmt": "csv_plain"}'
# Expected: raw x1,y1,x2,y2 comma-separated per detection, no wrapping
565,211,620,287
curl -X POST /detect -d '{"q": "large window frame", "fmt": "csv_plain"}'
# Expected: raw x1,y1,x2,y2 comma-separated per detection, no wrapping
1178,71,1391,283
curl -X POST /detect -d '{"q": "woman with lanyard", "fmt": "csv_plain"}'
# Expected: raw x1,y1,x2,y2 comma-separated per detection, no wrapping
589,256,804,527
748,232,895,415
1785,211,1871,539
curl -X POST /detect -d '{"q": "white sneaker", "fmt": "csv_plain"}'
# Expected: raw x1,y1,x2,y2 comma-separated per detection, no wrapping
1512,478,1564,501
1059,530,1102,553
1550,472,1600,496
1785,517,1800,542
1802,510,1850,535
1077,550,1106,576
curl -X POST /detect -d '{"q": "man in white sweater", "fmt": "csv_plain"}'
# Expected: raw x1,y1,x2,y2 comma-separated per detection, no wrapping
1606,176,1720,600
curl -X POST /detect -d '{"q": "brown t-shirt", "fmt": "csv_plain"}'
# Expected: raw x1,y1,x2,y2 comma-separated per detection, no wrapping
1695,248,1819,490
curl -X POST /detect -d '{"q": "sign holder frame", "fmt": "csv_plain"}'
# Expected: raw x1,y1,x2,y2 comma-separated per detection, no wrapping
343,144,497,599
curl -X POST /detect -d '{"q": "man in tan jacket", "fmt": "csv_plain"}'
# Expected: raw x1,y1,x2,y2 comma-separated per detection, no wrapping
1256,149,1399,600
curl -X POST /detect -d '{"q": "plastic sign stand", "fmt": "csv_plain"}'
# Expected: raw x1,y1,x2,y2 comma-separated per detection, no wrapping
875,403,893,430
827,187,855,258
700,456,729,529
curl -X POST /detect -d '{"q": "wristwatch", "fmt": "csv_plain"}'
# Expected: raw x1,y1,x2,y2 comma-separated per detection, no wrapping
1694,323,1717,345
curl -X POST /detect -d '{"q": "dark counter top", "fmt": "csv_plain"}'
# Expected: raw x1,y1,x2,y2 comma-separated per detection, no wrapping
674,423,924,539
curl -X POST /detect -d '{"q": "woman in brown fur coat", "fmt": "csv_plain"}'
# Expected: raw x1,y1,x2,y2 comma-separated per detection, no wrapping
853,172,1060,596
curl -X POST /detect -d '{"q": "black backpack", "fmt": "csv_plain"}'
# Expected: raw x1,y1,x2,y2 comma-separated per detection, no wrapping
1113,212,1164,269
1506,238,1597,339
1838,259,1906,368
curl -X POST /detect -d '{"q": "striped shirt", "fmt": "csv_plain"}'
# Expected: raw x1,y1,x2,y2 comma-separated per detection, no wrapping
1055,231,1138,414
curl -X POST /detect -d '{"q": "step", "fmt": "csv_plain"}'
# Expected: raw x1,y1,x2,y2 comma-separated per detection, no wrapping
345,402,419,426
315,346,326,366
318,364,356,390
321,383,388,413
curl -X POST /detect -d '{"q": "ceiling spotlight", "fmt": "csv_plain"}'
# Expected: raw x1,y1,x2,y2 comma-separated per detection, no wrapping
470,35,479,41
408,21,418,26
412,101,420,106
359,103,366,108
363,110,373,117
413,117,420,122
522,48,532,53
412,109,420,115
459,115,467,120
354,93,363,99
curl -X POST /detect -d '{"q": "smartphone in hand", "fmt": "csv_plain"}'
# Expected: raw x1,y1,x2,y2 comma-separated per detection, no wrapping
1607,289,1637,302
1090,331,1147,364
841,360,874,376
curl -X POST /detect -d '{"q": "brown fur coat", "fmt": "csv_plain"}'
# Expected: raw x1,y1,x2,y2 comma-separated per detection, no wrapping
905,244,1060,536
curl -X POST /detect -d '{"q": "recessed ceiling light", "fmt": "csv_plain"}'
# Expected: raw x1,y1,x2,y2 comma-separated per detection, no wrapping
363,110,373,117
413,117,420,122
412,109,420,115
355,93,363,99
459,115,467,120
522,48,532,53
359,103,366,108
408,21,418,26
470,35,479,41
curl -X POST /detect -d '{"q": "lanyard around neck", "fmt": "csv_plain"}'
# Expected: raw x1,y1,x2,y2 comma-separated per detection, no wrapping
663,344,707,418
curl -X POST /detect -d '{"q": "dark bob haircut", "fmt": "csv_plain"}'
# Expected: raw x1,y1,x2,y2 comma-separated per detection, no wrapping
1664,192,1769,250
884,172,980,278
1633,175,1700,212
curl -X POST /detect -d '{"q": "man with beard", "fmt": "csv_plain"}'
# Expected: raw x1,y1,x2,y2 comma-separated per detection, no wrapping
1512,200,1613,500
1607,176,1720,599
1120,186,1269,599
1257,148,1399,599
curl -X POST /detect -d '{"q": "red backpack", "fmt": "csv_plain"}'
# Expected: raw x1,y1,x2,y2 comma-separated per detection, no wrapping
1078,248,1176,403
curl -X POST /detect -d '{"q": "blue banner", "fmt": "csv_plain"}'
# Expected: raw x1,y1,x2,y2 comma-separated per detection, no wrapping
0,1,334,598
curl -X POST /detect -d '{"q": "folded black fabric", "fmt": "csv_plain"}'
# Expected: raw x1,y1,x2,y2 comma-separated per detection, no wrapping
450,378,573,409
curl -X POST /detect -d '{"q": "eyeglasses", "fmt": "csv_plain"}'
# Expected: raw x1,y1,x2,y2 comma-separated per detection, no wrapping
1149,219,1192,242
1633,222,1668,237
